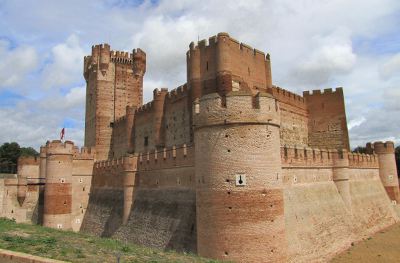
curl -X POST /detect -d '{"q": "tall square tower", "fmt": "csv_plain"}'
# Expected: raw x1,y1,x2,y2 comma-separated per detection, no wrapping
83,44,146,160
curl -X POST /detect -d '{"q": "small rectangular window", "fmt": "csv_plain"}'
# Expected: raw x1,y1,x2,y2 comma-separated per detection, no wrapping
144,136,149,146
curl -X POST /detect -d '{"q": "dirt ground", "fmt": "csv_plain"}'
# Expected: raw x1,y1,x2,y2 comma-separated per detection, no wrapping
331,223,400,263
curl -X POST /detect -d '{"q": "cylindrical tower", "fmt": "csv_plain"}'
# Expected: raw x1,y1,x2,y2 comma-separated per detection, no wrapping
122,155,138,225
265,53,272,89
332,149,351,209
373,141,400,203
215,32,231,74
152,88,168,148
39,145,47,187
216,33,232,95
99,43,111,71
43,140,74,230
187,42,201,102
193,92,286,262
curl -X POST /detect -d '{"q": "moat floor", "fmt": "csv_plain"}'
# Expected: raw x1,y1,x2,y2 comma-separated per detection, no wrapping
331,223,400,263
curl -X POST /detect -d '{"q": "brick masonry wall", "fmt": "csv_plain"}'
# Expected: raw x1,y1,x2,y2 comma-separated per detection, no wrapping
81,146,195,251
0,157,42,224
304,88,350,150
282,161,398,262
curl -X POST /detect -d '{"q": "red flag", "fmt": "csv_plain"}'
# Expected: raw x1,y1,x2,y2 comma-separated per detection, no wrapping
60,128,65,140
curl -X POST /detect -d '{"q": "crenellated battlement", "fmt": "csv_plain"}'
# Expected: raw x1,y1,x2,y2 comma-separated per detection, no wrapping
84,45,146,78
45,140,75,155
134,85,189,116
153,87,169,98
17,156,39,166
281,145,379,168
95,157,124,170
111,50,134,65
193,92,280,128
367,141,395,154
114,115,127,125
72,146,96,160
133,48,146,61
135,101,154,114
137,144,194,171
188,32,269,61
166,84,188,102
269,86,307,109
348,152,379,168
93,155,137,171
303,87,343,97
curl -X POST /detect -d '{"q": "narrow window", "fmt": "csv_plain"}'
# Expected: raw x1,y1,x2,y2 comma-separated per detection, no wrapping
206,61,209,71
144,136,149,146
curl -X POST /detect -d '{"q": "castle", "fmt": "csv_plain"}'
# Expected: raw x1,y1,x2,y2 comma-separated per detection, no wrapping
1,32,399,262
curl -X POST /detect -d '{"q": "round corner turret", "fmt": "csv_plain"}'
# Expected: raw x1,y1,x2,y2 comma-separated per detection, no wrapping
194,92,286,261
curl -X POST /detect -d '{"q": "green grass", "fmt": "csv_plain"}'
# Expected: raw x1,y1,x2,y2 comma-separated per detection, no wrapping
0,218,220,263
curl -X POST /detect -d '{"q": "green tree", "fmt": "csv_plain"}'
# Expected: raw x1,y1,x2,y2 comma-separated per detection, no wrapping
352,146,367,153
0,142,38,173
20,147,39,157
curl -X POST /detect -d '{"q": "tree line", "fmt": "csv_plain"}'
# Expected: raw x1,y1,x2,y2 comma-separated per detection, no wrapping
353,145,400,177
0,142,39,174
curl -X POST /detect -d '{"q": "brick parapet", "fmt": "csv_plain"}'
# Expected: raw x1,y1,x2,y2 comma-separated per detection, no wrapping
17,156,39,166
166,84,188,103
137,144,194,172
193,92,280,129
94,155,138,173
72,146,96,160
303,87,343,97
369,141,395,154
268,86,307,110
84,45,146,78
188,32,269,62
45,140,75,156
281,146,378,168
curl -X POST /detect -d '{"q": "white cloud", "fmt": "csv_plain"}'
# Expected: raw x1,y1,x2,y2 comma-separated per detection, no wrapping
348,117,366,130
39,86,86,110
42,34,85,88
0,105,83,150
380,53,400,80
1,0,400,149
0,40,38,87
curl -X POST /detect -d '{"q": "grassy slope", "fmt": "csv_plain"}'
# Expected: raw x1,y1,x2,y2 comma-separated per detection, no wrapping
0,218,218,263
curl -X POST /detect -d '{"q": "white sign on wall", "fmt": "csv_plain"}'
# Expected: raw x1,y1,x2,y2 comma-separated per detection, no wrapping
235,174,246,186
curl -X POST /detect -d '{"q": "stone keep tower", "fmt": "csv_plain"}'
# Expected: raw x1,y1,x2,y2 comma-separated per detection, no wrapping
193,92,286,262
187,32,272,102
84,44,146,160
43,140,74,230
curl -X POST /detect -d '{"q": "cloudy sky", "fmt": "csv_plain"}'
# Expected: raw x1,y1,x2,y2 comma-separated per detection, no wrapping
0,0,399,150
